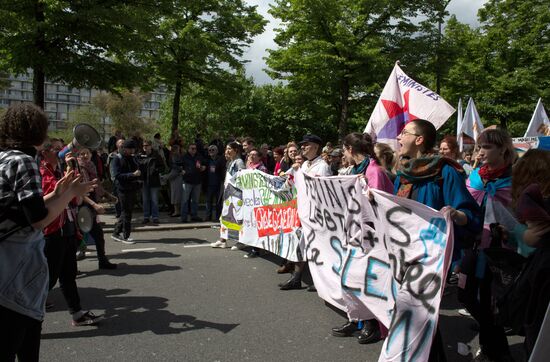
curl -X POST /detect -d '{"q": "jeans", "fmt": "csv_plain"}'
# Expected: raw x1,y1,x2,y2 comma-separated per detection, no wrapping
181,183,201,220
142,185,159,220
43,230,81,315
114,190,137,239
0,305,42,362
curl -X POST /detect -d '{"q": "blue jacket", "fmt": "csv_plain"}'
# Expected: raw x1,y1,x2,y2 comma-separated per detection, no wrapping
394,164,482,248
0,233,49,321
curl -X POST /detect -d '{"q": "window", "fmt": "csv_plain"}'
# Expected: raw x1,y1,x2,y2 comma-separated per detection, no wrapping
69,95,80,103
57,85,68,92
58,94,68,102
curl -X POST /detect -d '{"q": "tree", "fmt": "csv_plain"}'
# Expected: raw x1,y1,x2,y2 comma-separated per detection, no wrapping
444,0,550,134
141,0,266,135
0,0,160,108
266,0,427,140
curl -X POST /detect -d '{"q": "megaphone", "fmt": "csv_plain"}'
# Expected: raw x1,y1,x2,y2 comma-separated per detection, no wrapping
58,123,102,159
76,205,94,233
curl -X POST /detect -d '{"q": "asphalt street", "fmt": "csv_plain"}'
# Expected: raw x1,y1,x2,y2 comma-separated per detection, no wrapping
40,227,526,362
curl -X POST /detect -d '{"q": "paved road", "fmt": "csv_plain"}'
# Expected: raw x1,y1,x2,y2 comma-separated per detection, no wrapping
40,228,525,361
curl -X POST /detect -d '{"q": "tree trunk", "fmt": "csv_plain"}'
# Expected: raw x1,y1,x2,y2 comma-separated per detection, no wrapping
33,1,46,109
33,67,45,109
171,79,182,136
337,78,350,142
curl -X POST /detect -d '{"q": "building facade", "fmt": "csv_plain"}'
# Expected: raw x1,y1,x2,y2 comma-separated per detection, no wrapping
0,73,167,139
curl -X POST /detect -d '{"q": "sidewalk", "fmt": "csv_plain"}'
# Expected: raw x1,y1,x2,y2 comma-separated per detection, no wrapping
99,211,219,234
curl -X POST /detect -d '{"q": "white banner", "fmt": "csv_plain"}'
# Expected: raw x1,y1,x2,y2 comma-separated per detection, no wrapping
228,169,302,262
295,171,453,362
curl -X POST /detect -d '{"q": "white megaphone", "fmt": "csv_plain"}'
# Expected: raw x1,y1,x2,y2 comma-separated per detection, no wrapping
58,123,102,160
76,205,94,233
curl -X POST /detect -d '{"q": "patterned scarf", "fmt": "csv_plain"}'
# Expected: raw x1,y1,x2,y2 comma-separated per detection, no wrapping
396,155,464,198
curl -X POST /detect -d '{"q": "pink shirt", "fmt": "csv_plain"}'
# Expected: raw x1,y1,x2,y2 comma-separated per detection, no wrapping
365,159,393,193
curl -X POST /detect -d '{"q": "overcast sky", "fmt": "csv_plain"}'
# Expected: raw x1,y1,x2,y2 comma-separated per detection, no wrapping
242,0,488,84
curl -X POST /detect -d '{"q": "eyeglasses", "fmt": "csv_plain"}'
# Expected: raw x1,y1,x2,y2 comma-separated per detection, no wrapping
208,149,216,153
399,129,420,137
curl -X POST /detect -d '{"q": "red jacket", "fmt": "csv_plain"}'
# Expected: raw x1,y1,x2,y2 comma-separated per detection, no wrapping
40,161,66,236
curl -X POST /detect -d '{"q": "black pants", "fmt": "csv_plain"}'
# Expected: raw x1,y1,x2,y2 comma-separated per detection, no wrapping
43,230,81,314
460,264,510,360
0,305,42,362
206,184,221,220
114,190,137,239
89,217,107,259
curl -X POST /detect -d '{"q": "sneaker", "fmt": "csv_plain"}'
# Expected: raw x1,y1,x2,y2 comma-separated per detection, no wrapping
141,219,150,224
152,219,160,225
190,216,203,222
458,308,471,316
111,233,123,242
211,240,227,248
72,311,104,327
76,250,86,261
121,237,135,245
230,245,239,251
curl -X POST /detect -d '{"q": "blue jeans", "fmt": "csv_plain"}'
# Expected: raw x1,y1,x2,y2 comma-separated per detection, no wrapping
142,186,159,220
181,183,201,220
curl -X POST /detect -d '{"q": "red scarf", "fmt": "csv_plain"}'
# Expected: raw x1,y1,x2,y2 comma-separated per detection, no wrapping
478,163,509,182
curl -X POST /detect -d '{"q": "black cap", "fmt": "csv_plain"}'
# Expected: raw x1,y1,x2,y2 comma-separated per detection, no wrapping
299,134,323,146
122,139,137,149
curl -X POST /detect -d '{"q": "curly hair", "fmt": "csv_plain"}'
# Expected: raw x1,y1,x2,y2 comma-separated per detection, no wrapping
0,103,49,149
512,149,550,207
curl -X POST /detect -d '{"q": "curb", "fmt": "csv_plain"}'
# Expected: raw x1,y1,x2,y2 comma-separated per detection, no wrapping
103,222,219,234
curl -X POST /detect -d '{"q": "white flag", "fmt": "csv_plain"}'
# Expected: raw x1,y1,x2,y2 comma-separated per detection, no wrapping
524,98,550,137
364,62,455,150
458,98,484,151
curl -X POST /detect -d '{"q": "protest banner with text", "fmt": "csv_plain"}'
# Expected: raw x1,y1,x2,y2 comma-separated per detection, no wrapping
294,171,453,362
223,169,302,261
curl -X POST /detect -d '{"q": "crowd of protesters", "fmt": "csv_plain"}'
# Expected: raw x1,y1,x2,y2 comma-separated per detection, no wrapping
1,102,549,362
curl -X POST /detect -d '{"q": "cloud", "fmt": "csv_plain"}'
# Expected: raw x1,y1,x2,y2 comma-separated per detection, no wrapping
242,0,488,85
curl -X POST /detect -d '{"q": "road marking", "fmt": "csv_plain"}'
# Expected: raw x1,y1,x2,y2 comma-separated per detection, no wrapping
121,248,157,252
184,244,211,248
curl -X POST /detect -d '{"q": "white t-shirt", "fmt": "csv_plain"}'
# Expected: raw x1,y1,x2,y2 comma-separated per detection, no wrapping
300,155,332,177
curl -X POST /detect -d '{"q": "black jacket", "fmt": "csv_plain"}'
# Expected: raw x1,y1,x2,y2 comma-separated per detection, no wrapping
139,150,165,188
111,153,142,192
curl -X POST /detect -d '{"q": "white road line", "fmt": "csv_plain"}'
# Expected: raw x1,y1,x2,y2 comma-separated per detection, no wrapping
184,244,211,248
121,248,157,252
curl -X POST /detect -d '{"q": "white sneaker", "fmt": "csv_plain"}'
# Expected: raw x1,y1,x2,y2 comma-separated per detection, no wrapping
458,308,471,316
211,240,227,248
121,237,135,245
230,245,239,251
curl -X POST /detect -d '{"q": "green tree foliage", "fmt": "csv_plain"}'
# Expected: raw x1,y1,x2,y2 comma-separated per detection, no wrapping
0,0,160,108
142,0,266,134
445,0,550,135
266,0,428,140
